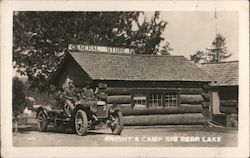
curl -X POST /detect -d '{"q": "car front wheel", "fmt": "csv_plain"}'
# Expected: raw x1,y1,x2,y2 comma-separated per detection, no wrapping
74,109,88,136
110,111,124,135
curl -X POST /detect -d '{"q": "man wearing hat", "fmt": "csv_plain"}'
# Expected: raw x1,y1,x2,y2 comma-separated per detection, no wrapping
82,82,95,101
63,79,77,111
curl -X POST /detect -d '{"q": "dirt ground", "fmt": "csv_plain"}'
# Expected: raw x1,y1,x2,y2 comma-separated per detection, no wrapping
13,125,237,147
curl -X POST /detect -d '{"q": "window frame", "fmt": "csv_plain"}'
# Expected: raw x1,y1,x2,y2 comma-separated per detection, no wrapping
131,89,180,109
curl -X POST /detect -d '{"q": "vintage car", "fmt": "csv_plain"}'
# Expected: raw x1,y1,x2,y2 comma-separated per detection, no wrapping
36,87,124,136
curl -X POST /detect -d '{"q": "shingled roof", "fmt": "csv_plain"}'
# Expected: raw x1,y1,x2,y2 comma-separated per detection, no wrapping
200,61,238,86
65,51,211,82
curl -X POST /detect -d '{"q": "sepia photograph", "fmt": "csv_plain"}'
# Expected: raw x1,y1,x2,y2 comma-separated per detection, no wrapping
1,1,249,158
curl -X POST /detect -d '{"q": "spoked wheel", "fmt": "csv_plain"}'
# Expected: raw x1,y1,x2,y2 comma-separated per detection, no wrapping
37,110,48,132
64,103,72,118
110,111,124,135
74,109,88,136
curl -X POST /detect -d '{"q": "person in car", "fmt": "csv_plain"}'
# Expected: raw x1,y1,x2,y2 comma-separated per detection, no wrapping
63,80,77,111
82,83,95,101
82,83,98,121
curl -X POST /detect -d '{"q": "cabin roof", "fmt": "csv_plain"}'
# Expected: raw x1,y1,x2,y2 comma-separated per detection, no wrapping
200,61,238,86
60,51,212,82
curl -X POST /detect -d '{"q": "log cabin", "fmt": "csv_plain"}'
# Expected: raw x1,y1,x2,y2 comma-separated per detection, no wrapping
50,48,213,125
200,61,238,127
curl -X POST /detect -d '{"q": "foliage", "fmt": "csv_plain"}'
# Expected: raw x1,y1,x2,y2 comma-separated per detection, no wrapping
190,33,232,64
206,33,232,63
12,77,26,115
190,50,206,64
13,11,169,91
159,42,173,55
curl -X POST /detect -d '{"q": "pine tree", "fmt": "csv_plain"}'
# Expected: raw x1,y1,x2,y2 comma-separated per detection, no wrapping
206,33,232,63
190,33,232,64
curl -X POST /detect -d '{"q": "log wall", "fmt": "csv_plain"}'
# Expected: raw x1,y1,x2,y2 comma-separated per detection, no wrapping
180,88,203,95
103,87,207,125
124,113,206,126
218,86,238,115
121,104,202,116
220,99,238,114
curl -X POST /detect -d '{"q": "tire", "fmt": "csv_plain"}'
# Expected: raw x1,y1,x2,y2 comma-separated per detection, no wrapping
110,111,124,135
37,110,48,132
74,109,88,136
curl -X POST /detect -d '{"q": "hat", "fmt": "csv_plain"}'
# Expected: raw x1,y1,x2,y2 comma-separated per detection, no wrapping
68,80,73,84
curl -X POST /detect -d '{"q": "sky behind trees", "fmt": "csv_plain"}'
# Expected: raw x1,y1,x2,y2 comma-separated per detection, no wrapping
146,11,238,60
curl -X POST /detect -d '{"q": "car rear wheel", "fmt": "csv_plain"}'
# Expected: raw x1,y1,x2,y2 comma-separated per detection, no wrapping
110,111,124,135
37,110,48,132
74,109,88,136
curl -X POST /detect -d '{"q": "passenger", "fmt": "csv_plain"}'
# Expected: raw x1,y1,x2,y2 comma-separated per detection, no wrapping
48,85,61,110
63,80,77,111
82,83,95,101
82,83,98,121
58,88,65,108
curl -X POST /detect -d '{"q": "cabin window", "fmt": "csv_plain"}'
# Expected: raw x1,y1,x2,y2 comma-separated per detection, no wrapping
133,93,147,109
149,93,164,108
132,91,179,109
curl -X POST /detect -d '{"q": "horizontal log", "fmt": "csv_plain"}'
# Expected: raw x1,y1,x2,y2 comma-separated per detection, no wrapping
107,95,131,104
180,88,203,95
220,100,238,107
220,106,238,114
98,83,107,89
179,104,203,112
116,104,132,110
124,113,207,126
180,95,203,104
130,88,181,91
105,88,131,95
121,104,202,116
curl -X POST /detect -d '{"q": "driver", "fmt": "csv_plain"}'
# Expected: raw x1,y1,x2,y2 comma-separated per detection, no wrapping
63,80,77,111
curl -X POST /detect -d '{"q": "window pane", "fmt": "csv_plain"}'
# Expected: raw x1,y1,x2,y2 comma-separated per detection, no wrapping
149,93,163,108
165,93,177,106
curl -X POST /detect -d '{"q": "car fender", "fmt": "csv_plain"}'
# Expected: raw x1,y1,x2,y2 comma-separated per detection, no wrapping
108,104,121,113
36,105,49,118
